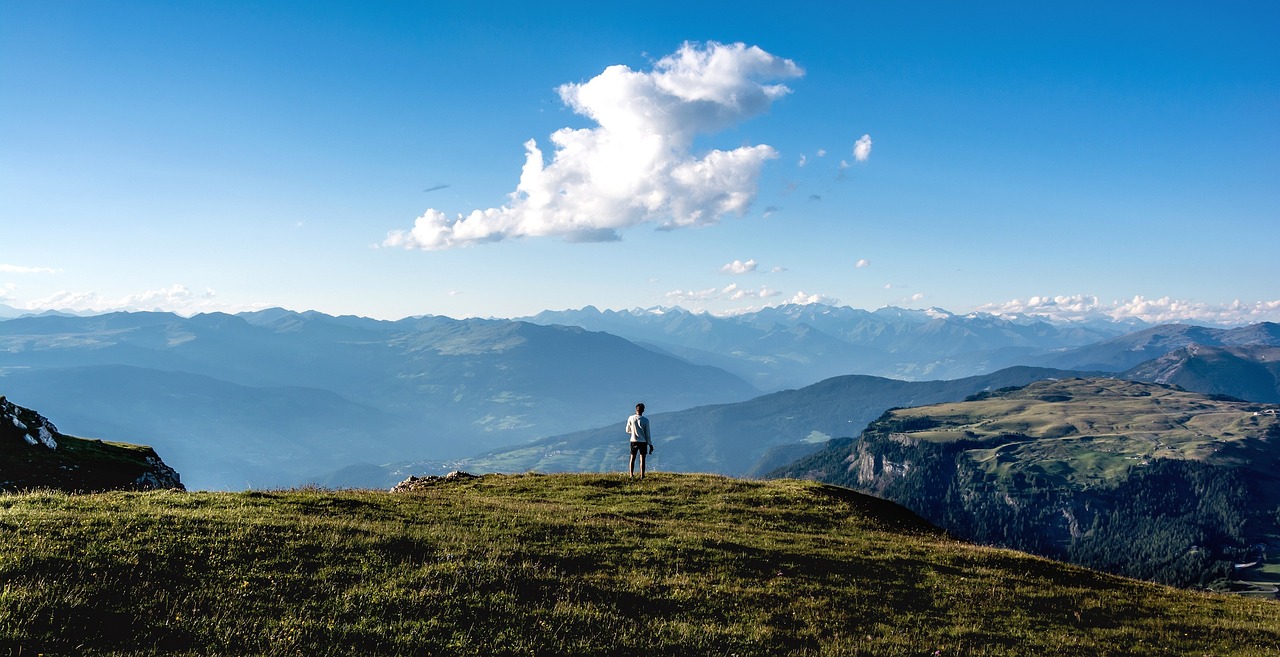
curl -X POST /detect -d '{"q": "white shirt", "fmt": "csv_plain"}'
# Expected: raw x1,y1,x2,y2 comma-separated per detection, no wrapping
626,413,651,443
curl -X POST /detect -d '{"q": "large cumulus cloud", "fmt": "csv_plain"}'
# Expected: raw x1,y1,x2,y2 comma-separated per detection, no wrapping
385,41,803,250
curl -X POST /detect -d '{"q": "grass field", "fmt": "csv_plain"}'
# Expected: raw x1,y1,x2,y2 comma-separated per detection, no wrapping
2,473,1278,656
887,379,1280,488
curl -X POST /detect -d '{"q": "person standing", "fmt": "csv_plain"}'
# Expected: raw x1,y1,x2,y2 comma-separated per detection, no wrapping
626,403,653,479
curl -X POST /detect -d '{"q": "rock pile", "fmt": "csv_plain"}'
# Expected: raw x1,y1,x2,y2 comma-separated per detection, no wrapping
390,470,479,492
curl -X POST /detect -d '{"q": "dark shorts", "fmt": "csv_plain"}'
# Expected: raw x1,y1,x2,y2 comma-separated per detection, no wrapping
630,442,650,455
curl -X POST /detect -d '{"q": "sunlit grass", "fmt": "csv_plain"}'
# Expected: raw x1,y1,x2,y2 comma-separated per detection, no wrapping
1,473,1277,655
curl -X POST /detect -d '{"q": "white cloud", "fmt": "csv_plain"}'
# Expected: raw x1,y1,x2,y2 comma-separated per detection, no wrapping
790,291,838,305
731,285,781,301
0,264,61,274
664,286,728,303
855,258,870,268
386,41,803,250
797,154,807,168
816,149,827,157
665,283,781,304
977,294,1101,317
770,266,787,273
21,284,261,316
975,294,1280,326
721,259,758,275
908,292,925,303
853,134,873,162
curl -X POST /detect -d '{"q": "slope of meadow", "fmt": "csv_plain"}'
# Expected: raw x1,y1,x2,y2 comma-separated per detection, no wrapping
1,473,1277,656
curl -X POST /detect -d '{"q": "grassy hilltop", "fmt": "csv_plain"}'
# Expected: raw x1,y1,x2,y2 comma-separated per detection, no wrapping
2,473,1278,656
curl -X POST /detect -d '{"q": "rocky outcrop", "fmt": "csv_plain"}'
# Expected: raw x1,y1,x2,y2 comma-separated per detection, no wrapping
134,454,185,490
2,395,60,450
390,470,479,492
1,395,185,492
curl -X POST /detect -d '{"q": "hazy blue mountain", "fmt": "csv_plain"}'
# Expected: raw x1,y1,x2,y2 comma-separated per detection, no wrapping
525,304,1126,388
2,365,401,490
1037,322,1280,373
0,310,758,489
1125,344,1280,403
353,366,1090,487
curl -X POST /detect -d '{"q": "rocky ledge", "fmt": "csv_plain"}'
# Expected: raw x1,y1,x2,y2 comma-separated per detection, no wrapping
1,395,185,493
390,470,479,492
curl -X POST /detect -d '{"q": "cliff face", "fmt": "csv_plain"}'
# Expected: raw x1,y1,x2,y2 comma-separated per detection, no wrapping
775,378,1280,587
1,395,184,492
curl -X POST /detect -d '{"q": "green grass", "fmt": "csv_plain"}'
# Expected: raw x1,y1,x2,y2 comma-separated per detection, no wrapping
889,379,1280,488
1,473,1278,656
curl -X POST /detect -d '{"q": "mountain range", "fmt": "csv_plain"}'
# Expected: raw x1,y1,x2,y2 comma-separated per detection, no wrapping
525,304,1133,388
2,305,1278,489
0,310,754,488
1037,322,1280,373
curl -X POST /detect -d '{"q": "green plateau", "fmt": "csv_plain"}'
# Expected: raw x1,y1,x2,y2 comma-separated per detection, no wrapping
776,378,1280,590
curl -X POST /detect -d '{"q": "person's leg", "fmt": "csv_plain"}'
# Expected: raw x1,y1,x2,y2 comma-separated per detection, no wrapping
629,449,637,477
638,451,646,478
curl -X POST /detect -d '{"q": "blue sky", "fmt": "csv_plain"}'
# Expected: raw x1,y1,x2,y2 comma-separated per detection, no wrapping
2,1,1277,324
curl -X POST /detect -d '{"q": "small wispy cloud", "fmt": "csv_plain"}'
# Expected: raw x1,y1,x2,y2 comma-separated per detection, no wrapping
797,154,808,168
855,258,870,269
816,149,827,157
20,284,263,317
728,284,781,301
853,134,873,162
976,294,1280,325
385,41,803,250
665,283,781,303
721,259,758,275
789,291,838,305
0,264,61,274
